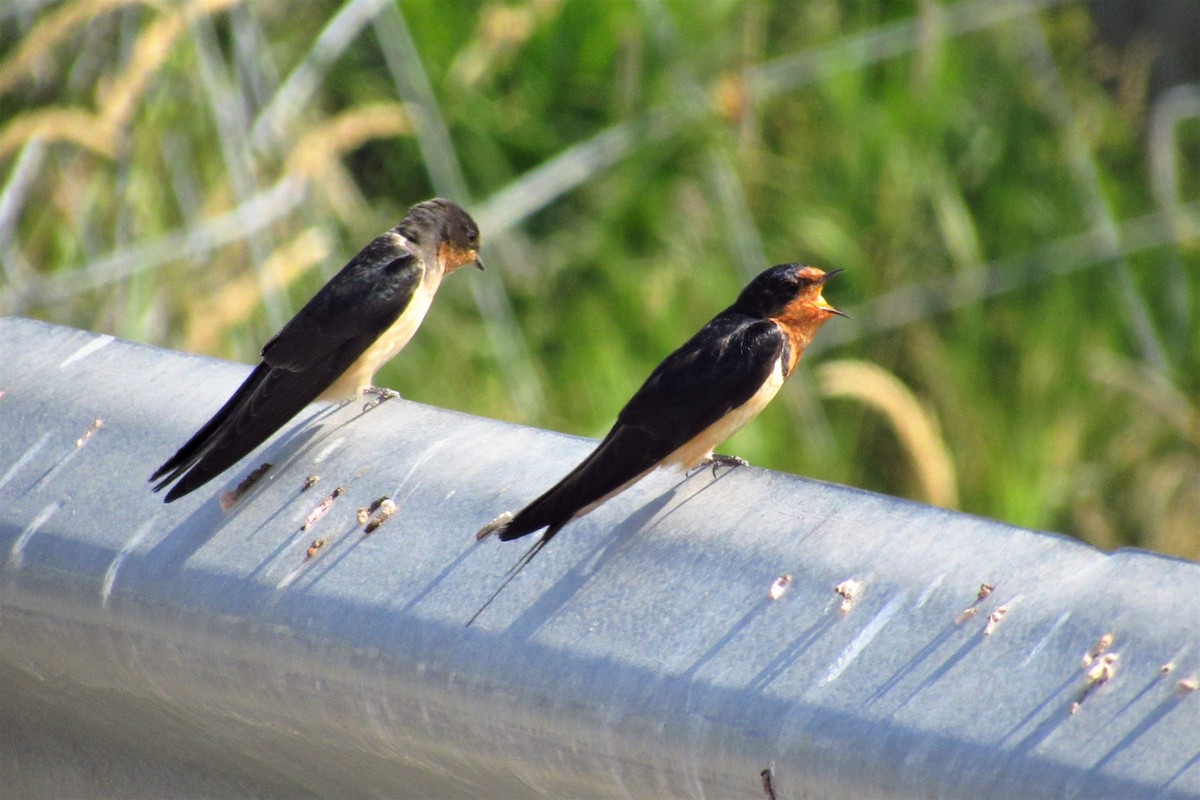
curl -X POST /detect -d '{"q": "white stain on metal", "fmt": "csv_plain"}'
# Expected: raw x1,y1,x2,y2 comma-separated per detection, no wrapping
275,530,320,590
820,591,908,686
312,436,345,464
100,517,158,607
1020,611,1071,667
9,502,60,569
914,573,946,610
59,334,114,368
32,443,83,491
0,432,50,494
394,440,446,501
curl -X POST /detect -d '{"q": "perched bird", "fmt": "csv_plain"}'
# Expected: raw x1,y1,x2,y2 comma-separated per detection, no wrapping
151,198,482,503
470,263,845,623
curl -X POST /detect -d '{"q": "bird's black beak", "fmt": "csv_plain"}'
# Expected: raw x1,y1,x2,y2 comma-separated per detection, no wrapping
819,268,844,284
474,252,485,271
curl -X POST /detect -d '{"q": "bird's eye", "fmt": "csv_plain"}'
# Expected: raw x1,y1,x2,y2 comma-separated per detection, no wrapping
467,229,478,245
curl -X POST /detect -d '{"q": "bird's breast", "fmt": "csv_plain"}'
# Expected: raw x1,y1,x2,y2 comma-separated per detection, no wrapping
663,354,787,471
318,268,442,400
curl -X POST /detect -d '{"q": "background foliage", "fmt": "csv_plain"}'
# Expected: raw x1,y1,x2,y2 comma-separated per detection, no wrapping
2,0,1197,557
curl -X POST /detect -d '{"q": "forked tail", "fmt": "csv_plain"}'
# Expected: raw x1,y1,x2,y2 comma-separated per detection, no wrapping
466,524,561,627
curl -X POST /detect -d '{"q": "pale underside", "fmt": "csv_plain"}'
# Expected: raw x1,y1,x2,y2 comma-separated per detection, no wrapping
317,258,443,401
570,351,788,522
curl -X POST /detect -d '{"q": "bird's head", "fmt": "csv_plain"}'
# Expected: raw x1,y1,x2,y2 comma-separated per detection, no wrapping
736,264,847,328
400,198,484,273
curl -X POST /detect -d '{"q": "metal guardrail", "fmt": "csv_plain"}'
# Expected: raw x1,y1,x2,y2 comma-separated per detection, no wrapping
1,315,1198,799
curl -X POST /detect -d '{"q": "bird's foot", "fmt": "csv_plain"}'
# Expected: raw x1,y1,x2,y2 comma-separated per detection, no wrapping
476,511,513,541
690,453,749,479
362,386,401,411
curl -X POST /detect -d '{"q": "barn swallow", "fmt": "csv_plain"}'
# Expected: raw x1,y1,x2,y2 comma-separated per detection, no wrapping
150,198,482,503
469,263,845,623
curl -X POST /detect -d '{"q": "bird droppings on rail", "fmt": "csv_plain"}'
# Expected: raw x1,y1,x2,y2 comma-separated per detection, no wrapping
357,496,390,527
300,486,344,532
476,511,513,541
75,418,104,448
955,582,997,626
983,603,1011,637
768,574,792,601
1072,653,1120,714
835,579,862,614
220,462,272,510
1071,633,1120,714
1084,632,1116,666
363,498,397,534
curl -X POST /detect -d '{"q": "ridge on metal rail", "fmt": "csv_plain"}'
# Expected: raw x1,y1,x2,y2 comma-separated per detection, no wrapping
0,316,1198,799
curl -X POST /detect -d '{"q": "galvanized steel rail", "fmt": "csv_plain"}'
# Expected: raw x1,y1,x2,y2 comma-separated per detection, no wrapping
1,316,1197,798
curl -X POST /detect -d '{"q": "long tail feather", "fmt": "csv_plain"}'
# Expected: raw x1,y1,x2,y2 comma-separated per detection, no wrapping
150,364,272,487
466,525,559,627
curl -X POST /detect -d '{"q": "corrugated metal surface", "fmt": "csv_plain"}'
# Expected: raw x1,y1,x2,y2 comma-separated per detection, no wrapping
0,316,1197,799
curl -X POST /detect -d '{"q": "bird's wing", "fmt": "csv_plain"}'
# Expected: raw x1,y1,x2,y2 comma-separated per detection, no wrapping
260,240,422,370
155,334,379,501
616,313,785,438
498,314,786,540
151,240,423,501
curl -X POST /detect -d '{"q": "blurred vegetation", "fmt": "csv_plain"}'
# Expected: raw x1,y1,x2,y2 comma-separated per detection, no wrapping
1,0,1197,558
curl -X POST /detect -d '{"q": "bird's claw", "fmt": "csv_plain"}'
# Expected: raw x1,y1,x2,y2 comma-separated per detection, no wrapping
362,386,401,411
691,453,748,479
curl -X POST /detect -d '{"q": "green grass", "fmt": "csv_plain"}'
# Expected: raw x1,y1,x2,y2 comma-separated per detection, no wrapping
1,0,1197,558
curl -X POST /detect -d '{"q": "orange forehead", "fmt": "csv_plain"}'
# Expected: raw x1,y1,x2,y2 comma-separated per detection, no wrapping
793,266,827,282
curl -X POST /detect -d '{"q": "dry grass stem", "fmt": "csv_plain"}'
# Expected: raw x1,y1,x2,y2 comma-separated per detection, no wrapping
817,359,959,509
185,227,333,353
